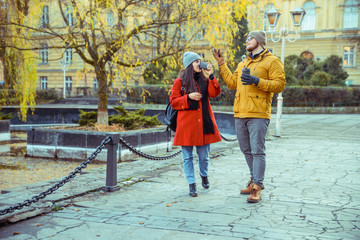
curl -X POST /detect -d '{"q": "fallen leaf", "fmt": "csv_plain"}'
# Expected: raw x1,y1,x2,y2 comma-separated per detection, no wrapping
172,201,177,204
300,215,306,219
138,222,144,225
13,232,20,235
74,208,79,211
166,204,171,207
34,224,42,227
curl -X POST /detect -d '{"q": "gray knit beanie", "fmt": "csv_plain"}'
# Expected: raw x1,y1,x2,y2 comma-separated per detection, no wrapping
248,30,267,48
183,52,201,69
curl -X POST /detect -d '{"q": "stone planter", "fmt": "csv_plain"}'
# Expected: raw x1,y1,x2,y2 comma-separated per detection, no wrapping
26,127,171,162
0,120,10,141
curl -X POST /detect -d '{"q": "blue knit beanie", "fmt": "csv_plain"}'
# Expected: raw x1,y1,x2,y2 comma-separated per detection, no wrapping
183,52,201,69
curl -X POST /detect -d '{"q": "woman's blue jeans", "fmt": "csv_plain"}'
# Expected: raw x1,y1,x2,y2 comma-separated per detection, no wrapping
181,144,210,184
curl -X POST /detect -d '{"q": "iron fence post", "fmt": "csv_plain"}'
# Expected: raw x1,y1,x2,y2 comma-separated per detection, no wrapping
103,134,120,192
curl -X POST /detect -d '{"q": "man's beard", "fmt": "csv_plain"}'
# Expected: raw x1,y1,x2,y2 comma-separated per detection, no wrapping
246,42,260,52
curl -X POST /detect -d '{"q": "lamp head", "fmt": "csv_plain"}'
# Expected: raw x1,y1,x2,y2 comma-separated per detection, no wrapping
290,7,306,26
265,8,281,28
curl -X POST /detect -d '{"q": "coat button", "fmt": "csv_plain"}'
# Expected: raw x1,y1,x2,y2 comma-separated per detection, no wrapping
256,96,258,98
198,119,201,122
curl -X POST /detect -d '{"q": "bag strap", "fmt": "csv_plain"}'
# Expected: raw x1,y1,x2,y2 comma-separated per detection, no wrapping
179,78,184,96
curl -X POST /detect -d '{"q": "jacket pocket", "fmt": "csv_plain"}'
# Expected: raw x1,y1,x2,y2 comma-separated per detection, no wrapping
247,92,267,113
233,91,240,113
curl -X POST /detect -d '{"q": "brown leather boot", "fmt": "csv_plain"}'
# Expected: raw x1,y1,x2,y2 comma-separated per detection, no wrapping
247,184,261,203
240,179,253,194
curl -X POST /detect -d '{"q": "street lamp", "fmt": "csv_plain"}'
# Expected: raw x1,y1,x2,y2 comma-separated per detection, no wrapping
60,59,70,99
265,7,306,137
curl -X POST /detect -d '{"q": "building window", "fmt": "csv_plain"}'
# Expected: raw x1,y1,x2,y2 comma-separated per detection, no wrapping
343,46,355,67
195,26,206,40
160,25,167,40
263,4,275,31
65,76,72,92
40,76,48,90
1,0,7,10
93,78,98,93
301,51,314,60
65,47,72,64
344,0,359,28
302,1,316,31
40,43,48,64
40,6,49,28
107,11,115,27
93,16,97,27
65,6,73,26
180,24,187,40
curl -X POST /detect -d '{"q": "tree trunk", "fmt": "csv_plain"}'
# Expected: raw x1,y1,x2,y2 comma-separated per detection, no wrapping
96,69,108,126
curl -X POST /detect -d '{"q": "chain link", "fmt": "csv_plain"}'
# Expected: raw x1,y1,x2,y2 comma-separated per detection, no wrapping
0,136,111,216
118,136,182,160
220,133,237,142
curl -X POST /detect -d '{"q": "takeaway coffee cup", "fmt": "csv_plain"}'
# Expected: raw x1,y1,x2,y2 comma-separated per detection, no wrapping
199,62,211,70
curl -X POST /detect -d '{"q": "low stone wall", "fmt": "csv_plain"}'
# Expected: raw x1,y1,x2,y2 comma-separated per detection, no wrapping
0,120,10,141
2,105,237,136
26,127,171,162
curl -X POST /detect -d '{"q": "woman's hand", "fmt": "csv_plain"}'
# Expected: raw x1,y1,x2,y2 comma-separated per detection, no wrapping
202,63,213,79
189,92,202,101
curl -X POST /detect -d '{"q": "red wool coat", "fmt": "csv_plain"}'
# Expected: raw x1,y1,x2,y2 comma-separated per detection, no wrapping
170,77,222,146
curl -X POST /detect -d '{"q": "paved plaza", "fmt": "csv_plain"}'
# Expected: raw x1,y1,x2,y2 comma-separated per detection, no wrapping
0,114,359,239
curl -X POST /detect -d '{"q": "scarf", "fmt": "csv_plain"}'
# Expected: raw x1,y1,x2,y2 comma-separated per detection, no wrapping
191,73,214,134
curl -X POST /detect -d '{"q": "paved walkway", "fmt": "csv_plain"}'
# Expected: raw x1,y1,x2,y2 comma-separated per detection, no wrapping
0,114,360,239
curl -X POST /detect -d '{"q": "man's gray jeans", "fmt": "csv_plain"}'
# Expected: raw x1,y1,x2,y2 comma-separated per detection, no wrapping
235,118,270,187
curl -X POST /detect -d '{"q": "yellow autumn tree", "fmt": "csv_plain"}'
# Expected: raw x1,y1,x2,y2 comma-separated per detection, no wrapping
0,0,40,121
1,0,272,125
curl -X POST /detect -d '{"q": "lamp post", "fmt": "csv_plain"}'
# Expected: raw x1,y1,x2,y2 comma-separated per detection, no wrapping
265,7,306,137
60,60,70,99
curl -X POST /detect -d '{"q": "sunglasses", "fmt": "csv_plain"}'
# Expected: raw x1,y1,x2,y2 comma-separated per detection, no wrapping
246,36,254,42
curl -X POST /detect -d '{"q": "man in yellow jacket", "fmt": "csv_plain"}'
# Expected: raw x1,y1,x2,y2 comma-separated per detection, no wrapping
213,30,286,203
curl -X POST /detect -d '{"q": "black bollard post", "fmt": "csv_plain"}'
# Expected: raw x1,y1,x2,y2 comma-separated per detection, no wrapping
103,134,120,192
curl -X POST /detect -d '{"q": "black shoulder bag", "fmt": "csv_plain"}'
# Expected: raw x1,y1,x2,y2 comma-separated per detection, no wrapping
164,86,184,132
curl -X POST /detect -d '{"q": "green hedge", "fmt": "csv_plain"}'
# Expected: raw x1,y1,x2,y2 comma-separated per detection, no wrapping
281,86,360,107
125,85,360,107
0,89,60,105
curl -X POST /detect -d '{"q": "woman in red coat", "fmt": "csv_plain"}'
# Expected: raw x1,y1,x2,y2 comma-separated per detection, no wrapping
170,52,222,197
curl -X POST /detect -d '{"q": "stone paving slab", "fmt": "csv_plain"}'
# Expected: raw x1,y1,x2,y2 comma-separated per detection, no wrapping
0,114,359,239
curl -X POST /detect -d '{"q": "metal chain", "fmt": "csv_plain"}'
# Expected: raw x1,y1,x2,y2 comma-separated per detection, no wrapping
117,133,237,159
220,133,237,142
0,136,111,216
1,133,188,215
119,136,182,160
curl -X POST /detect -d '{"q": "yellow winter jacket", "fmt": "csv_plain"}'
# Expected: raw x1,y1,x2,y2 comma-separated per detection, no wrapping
219,49,286,119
